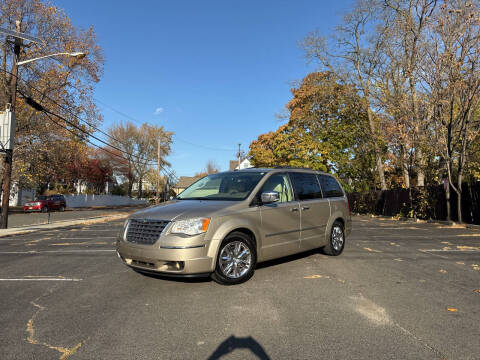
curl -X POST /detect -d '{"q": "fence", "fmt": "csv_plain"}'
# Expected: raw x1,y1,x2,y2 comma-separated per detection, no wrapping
65,194,147,208
347,181,480,225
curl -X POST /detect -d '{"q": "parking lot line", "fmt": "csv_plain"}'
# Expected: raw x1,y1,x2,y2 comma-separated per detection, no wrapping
0,278,82,281
0,250,115,254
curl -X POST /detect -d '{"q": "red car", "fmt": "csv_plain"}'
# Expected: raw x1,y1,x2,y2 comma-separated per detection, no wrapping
24,195,67,213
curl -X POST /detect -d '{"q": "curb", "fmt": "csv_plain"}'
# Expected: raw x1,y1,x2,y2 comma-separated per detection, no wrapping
0,213,128,238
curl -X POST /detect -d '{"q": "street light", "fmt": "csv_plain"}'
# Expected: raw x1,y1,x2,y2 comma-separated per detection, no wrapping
0,24,85,228
17,51,86,66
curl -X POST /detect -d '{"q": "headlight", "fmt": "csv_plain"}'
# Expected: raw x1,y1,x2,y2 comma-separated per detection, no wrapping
170,218,210,236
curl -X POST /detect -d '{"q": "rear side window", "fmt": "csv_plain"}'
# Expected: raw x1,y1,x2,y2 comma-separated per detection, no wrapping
318,175,344,198
290,172,322,200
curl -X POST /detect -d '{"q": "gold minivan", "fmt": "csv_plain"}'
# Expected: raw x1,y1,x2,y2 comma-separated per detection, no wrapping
116,168,351,285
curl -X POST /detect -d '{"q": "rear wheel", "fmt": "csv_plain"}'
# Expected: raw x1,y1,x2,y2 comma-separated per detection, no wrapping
323,220,345,256
212,232,256,285
59,205,65,212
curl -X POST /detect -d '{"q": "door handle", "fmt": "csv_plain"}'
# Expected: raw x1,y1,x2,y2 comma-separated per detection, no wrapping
290,208,299,212
302,206,310,211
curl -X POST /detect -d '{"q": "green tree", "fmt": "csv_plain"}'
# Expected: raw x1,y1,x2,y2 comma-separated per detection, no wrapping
249,72,374,191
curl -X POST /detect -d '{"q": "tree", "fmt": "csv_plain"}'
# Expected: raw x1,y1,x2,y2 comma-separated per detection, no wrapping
249,72,374,191
107,122,173,198
302,0,389,189
424,0,480,222
195,160,220,177
0,0,103,196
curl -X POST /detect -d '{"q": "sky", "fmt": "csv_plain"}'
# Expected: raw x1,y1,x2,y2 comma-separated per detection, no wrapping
54,0,351,177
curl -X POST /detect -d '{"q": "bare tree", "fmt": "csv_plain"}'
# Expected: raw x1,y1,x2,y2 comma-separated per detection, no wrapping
303,0,389,189
424,0,480,222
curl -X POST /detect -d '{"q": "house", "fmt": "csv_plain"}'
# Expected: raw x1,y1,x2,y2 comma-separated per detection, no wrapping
172,175,204,195
229,158,252,171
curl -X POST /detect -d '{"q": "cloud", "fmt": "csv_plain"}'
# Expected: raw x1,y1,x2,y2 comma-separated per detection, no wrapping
154,107,164,115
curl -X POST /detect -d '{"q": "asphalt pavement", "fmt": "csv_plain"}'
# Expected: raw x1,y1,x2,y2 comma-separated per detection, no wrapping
0,216,479,359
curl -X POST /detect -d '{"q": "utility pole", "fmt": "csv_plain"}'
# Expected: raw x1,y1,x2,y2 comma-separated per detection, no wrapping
157,138,161,203
237,143,241,169
0,21,21,229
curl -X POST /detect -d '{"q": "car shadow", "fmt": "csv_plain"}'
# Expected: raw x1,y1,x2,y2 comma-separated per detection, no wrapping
207,335,271,360
256,248,322,271
133,269,211,283
132,248,324,283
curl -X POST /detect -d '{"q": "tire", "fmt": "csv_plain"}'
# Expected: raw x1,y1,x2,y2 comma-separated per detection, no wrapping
59,205,65,212
211,231,257,285
41,207,48,213
323,220,345,256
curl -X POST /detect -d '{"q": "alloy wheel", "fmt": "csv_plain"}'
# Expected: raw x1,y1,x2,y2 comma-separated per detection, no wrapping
331,226,344,251
219,241,252,279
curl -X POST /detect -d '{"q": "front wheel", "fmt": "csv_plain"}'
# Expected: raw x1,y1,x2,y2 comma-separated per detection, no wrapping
212,232,257,285
323,221,345,256
41,207,48,213
59,205,65,212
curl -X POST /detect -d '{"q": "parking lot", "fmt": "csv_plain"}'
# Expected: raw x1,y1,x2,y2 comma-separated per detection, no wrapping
0,216,479,359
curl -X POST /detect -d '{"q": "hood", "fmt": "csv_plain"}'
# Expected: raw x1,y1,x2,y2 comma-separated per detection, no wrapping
129,200,242,222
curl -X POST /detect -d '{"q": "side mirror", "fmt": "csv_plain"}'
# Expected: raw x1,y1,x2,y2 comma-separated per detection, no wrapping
261,191,279,204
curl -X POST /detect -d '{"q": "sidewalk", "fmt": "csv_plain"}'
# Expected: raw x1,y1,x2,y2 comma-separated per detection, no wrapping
0,213,128,238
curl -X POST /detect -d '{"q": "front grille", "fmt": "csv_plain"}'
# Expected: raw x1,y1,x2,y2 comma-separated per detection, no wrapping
126,219,169,245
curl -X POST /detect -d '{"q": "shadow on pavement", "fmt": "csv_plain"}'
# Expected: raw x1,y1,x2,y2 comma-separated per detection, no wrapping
256,248,320,271
207,335,270,360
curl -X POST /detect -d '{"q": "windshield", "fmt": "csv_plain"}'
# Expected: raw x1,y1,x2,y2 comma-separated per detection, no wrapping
36,196,47,200
177,172,266,201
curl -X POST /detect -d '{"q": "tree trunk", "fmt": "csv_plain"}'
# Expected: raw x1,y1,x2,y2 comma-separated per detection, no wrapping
138,178,143,199
445,180,451,222
127,179,133,198
367,108,387,190
400,145,410,188
457,174,463,224
416,149,425,187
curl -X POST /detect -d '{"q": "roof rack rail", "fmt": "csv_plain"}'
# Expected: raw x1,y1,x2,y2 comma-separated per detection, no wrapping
273,166,314,170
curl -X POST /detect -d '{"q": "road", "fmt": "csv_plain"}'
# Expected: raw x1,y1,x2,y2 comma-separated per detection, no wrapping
0,216,479,359
6,207,140,228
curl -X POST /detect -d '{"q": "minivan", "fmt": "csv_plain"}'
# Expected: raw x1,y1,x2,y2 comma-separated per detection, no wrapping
116,168,351,284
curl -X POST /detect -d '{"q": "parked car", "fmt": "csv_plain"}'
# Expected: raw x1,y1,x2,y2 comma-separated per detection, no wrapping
116,168,351,285
24,195,66,213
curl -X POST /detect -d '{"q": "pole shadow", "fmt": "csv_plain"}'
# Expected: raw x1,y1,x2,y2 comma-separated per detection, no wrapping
207,335,270,360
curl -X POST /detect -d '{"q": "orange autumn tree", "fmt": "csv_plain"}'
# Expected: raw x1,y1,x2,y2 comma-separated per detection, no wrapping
0,0,104,193
249,72,374,191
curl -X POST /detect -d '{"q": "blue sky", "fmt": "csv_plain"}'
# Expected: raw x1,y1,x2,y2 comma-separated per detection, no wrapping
54,0,351,177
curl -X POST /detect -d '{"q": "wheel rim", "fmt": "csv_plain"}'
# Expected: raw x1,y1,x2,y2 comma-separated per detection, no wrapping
219,241,252,279
331,226,344,251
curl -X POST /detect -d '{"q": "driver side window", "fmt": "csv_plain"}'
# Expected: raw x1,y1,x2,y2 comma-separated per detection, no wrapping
260,174,293,203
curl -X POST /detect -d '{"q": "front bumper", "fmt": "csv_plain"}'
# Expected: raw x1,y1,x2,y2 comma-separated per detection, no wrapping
116,235,218,276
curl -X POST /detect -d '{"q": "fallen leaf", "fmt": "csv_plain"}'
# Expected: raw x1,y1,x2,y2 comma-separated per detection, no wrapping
364,247,382,253
447,307,458,312
439,269,447,274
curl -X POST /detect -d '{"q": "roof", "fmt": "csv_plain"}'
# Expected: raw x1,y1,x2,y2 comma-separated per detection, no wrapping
175,176,203,189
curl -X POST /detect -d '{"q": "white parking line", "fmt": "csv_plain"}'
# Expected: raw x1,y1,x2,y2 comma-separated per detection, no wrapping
0,250,115,254
0,278,82,281
421,249,480,252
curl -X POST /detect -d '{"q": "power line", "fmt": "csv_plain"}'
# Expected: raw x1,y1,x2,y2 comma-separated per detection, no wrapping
20,90,180,182
10,67,140,152
3,67,181,181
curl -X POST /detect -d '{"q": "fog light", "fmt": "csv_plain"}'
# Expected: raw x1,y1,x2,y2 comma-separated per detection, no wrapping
165,261,184,271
